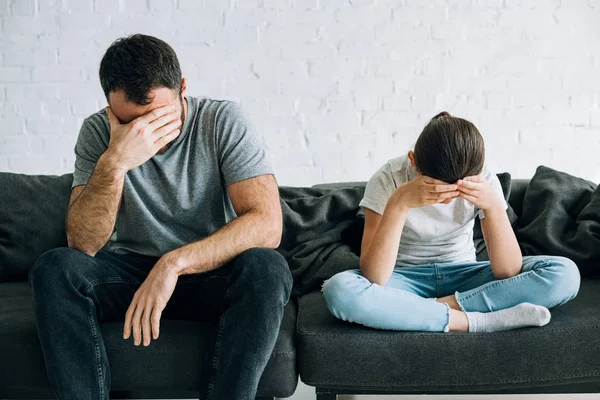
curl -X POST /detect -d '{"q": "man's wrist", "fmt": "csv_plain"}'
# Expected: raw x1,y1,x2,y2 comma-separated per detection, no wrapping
98,151,127,181
161,250,188,276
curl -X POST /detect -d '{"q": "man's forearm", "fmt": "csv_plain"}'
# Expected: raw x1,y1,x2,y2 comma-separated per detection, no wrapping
66,152,126,256
163,210,282,276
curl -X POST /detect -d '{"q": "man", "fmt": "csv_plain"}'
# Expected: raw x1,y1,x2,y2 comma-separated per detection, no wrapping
28,34,292,400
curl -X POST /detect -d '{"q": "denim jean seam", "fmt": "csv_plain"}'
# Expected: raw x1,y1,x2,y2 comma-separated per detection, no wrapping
84,277,138,295
205,286,229,400
458,269,541,302
87,297,105,400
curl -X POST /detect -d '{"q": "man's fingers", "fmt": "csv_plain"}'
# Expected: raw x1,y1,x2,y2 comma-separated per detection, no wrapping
147,110,180,132
105,106,120,130
151,119,182,141
123,301,136,339
142,303,152,347
154,128,181,149
151,308,162,340
132,301,144,346
136,104,175,125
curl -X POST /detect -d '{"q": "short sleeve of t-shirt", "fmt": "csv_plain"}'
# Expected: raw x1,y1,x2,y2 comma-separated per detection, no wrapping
477,167,508,219
72,112,110,189
216,102,274,186
359,162,397,215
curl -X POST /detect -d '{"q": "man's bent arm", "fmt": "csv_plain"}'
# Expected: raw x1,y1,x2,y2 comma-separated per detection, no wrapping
66,152,125,256
164,174,282,276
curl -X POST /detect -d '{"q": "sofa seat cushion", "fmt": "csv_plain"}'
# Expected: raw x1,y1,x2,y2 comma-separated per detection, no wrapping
0,282,298,398
297,279,600,393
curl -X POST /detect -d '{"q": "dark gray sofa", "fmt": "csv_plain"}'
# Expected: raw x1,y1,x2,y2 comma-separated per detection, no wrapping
1,173,600,399
0,173,297,400
300,180,600,399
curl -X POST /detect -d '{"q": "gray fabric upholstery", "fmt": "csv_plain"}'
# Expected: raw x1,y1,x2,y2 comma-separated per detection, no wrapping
0,173,72,281
297,279,600,392
0,282,298,398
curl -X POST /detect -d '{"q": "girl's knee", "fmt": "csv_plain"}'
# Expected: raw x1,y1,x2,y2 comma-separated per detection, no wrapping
322,270,370,320
543,256,581,306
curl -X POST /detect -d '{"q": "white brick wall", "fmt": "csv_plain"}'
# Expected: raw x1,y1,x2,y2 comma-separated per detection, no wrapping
1,0,599,185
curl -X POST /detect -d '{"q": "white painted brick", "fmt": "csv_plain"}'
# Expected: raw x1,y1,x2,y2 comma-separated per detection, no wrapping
2,15,58,34
383,95,411,111
9,0,35,16
0,0,8,16
0,155,8,171
0,0,599,183
122,0,149,13
274,166,323,187
1,116,25,134
0,66,31,82
3,49,57,66
149,0,174,13
281,77,337,97
94,0,120,13
31,66,85,82
0,136,30,155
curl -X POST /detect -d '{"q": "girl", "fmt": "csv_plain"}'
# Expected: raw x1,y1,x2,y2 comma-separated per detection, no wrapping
323,112,580,333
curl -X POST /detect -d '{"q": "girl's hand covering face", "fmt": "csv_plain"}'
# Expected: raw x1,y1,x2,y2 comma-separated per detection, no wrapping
456,175,504,211
391,175,460,210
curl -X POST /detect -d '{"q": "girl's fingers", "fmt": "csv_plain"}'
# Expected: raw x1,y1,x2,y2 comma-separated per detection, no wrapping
458,191,478,203
457,179,480,190
458,186,477,196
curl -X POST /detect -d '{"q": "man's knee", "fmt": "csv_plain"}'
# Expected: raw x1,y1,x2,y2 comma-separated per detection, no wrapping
229,248,292,298
29,247,93,291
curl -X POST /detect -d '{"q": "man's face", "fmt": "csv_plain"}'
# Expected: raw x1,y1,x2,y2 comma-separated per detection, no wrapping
108,87,186,155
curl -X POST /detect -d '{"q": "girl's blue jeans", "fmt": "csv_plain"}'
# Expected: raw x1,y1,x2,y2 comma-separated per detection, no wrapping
322,256,580,332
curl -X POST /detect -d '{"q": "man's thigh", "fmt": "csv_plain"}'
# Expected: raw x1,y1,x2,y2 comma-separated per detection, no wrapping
84,250,158,321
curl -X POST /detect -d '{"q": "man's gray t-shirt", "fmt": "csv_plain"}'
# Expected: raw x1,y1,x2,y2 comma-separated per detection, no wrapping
359,154,507,267
72,96,273,257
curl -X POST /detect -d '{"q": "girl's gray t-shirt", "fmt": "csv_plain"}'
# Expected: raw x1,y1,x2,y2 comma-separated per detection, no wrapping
72,96,273,257
359,154,507,267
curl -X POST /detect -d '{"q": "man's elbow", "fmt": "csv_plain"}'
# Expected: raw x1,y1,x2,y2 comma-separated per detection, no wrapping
265,218,283,249
66,234,98,257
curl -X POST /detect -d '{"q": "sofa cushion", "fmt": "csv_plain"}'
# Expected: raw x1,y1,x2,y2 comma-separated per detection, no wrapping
297,279,600,393
0,173,73,282
0,282,298,398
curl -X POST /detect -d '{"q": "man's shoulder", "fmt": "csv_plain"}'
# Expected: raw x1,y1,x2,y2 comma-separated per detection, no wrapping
82,108,109,135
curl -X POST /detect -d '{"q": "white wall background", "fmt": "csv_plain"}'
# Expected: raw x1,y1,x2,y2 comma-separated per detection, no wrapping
1,0,599,186
2,1,600,399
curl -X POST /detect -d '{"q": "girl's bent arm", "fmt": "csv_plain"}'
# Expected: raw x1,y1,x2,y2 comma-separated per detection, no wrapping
360,196,408,286
481,207,522,279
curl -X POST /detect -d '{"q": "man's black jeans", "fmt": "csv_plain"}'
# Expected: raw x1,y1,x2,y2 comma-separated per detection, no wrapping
28,247,292,400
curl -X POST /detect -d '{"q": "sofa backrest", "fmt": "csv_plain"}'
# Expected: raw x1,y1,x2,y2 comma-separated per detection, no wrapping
0,172,74,282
